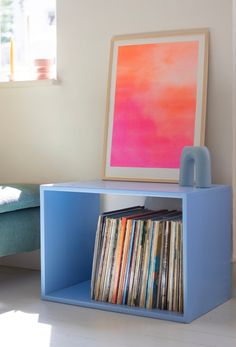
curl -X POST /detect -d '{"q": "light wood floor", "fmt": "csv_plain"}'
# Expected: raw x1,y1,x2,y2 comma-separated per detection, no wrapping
0,265,235,347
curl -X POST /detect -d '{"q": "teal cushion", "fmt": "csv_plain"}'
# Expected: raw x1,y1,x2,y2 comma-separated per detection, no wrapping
0,207,40,256
0,184,40,213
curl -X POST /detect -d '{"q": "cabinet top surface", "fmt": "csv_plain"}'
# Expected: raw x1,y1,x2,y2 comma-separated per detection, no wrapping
40,180,230,196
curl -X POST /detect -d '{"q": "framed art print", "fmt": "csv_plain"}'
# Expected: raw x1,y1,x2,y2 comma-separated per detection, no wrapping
102,29,209,182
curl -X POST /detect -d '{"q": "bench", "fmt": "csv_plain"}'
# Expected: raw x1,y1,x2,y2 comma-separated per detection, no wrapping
0,184,40,257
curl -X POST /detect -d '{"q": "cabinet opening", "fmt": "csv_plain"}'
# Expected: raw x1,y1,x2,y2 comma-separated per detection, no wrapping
42,190,184,318
92,195,183,313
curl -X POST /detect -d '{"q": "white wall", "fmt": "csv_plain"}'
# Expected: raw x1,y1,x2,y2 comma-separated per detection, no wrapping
233,0,236,263
0,0,234,267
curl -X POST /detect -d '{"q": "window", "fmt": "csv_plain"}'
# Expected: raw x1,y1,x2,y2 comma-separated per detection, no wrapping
0,0,56,82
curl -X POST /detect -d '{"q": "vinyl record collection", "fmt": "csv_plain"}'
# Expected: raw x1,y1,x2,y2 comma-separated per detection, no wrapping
91,206,183,312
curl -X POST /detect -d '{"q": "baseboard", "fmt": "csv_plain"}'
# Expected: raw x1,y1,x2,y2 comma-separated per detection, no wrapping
0,249,40,270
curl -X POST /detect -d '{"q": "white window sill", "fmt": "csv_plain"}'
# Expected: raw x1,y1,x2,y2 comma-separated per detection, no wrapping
0,79,60,88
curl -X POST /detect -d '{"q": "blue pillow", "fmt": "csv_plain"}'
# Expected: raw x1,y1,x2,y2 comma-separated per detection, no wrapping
0,184,40,213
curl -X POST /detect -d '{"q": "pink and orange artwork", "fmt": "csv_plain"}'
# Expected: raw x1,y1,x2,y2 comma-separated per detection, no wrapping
103,31,208,181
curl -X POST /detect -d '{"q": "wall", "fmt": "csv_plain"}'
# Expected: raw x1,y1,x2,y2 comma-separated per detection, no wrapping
233,0,236,263
0,0,234,267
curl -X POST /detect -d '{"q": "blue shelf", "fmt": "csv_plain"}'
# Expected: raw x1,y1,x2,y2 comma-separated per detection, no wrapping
41,180,225,197
40,180,232,323
42,280,185,323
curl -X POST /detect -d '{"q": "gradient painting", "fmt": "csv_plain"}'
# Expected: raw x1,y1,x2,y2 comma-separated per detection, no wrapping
110,41,199,168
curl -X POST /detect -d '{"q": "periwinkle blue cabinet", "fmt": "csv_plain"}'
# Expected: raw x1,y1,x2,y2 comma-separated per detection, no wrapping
40,180,232,323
